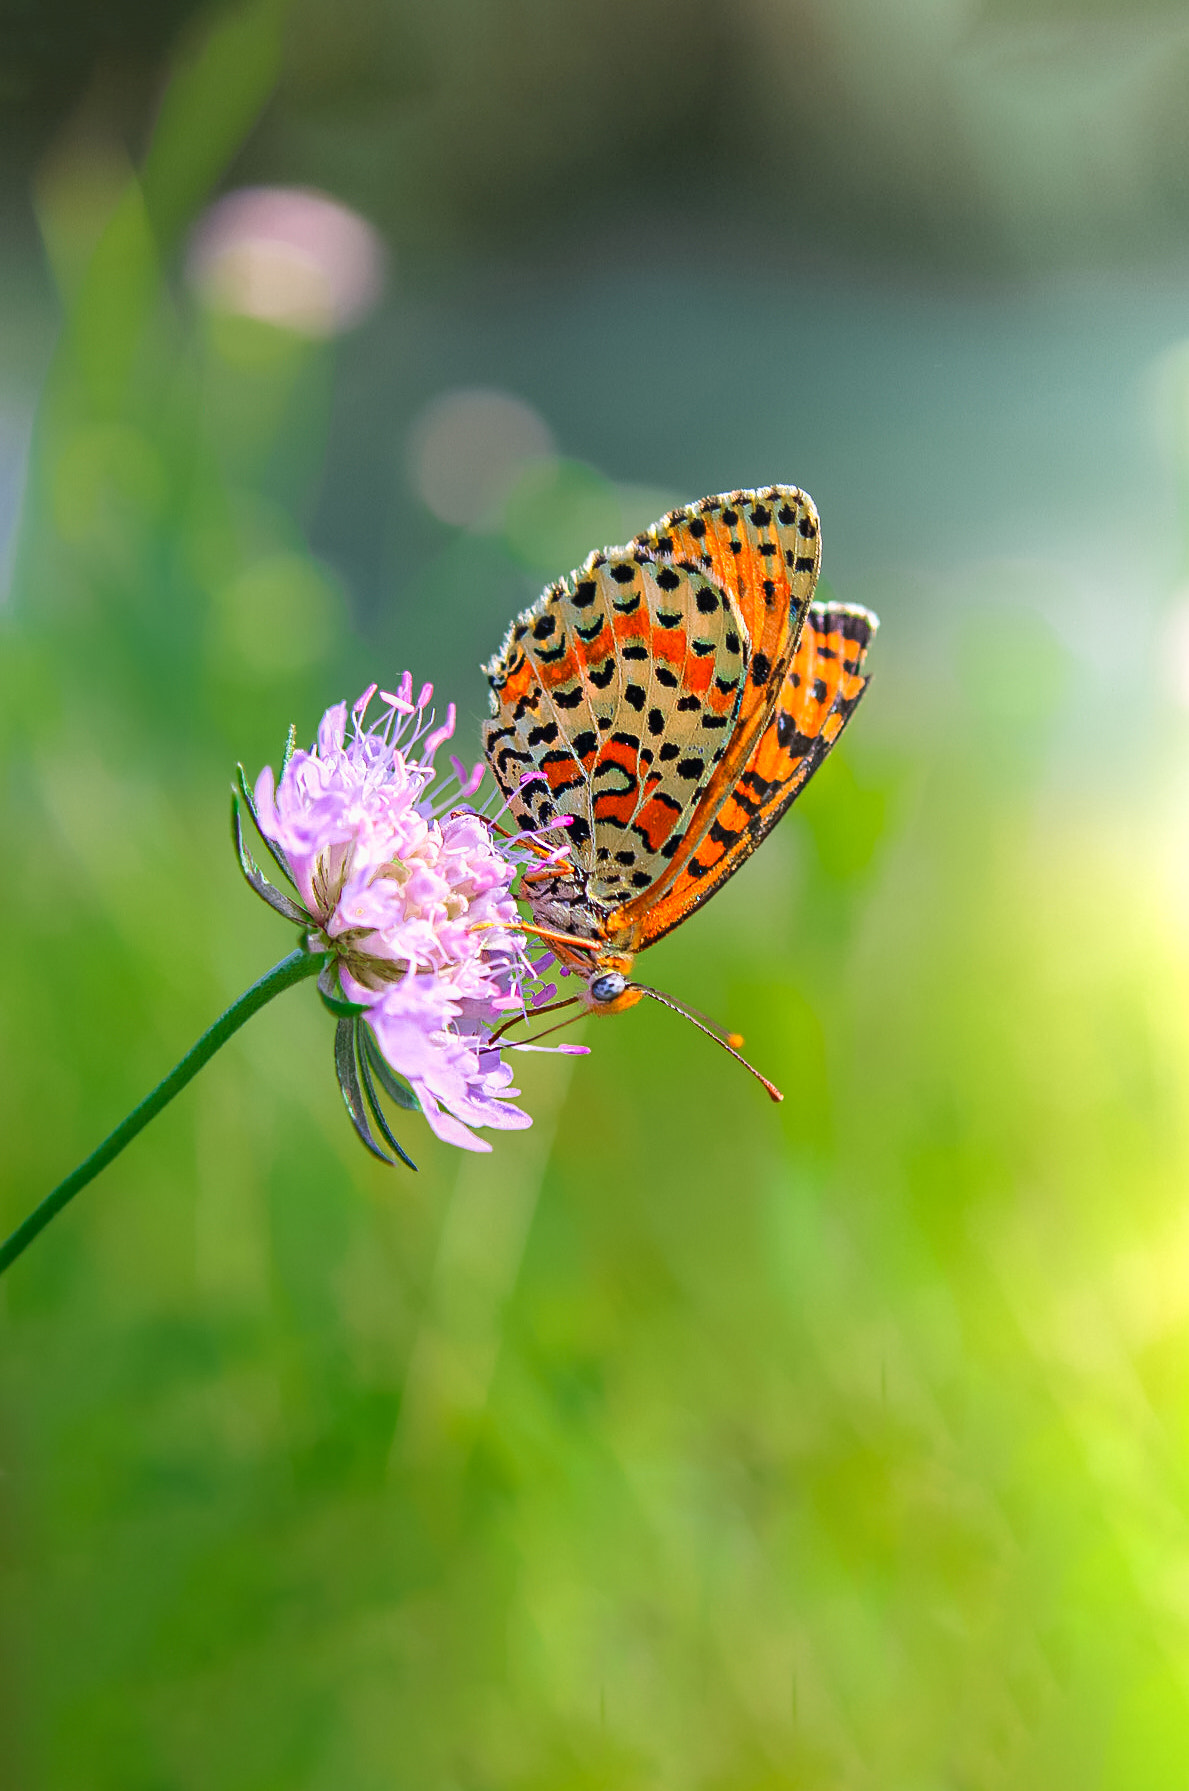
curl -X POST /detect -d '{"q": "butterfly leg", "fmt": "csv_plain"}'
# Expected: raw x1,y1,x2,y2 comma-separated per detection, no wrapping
489,994,582,1045
517,865,571,885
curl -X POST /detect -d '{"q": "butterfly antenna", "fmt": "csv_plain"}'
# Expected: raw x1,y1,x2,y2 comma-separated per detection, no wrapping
635,985,783,1103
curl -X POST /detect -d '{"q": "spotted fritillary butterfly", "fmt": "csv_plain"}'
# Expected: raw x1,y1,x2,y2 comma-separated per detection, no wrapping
482,486,877,1097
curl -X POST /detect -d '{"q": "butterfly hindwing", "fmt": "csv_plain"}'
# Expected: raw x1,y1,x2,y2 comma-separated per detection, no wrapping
611,485,821,928
483,549,749,909
636,602,878,947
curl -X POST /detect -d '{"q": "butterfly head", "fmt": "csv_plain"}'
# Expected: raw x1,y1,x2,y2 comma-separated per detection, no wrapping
583,958,643,1016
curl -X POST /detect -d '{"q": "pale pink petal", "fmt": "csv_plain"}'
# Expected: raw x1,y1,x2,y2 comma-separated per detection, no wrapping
248,676,575,1155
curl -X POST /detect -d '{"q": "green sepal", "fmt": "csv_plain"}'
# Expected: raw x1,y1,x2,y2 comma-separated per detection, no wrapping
317,959,368,1017
280,722,298,779
334,1017,396,1166
356,1027,417,1170
361,1024,421,1112
231,793,310,926
235,762,299,891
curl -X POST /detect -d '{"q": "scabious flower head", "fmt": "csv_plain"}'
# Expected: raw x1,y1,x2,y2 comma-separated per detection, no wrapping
246,677,577,1154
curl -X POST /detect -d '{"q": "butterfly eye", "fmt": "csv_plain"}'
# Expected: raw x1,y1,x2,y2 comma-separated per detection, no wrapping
589,971,627,1004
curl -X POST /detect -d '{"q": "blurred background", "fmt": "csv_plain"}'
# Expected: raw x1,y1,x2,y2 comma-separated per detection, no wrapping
7,0,1189,1783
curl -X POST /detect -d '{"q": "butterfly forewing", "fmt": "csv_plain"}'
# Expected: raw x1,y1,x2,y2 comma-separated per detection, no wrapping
634,484,820,721
636,602,878,947
611,486,821,928
483,550,749,910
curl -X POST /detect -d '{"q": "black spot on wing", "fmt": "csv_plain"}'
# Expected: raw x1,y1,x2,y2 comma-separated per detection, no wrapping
709,819,742,848
776,711,816,753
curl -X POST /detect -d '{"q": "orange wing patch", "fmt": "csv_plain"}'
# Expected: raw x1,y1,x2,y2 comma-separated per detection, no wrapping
637,603,878,947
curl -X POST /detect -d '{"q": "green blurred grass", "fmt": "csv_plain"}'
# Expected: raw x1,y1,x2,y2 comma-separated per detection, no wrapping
7,6,1189,1788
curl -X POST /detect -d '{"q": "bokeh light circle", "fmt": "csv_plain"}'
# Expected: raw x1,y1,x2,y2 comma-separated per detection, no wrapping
187,186,386,338
408,388,555,528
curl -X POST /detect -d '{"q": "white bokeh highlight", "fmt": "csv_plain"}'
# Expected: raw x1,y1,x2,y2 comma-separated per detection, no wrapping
1165,590,1189,709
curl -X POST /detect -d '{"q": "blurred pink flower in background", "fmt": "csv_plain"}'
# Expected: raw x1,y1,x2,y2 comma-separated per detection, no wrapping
186,185,386,337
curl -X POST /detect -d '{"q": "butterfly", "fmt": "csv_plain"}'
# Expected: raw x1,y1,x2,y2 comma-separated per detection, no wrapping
481,486,877,1098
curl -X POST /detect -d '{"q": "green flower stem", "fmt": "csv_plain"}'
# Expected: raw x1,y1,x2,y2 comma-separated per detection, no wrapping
0,947,325,1279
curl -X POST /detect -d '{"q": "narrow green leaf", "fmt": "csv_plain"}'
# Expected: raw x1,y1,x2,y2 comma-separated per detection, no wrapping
140,0,288,252
231,793,309,925
334,1018,394,1166
235,762,299,890
280,723,298,778
356,1030,418,1171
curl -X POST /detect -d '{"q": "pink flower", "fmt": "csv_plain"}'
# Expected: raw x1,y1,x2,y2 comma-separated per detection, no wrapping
241,677,577,1156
